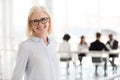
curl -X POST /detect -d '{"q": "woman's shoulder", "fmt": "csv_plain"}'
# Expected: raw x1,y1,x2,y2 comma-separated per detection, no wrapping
18,38,33,47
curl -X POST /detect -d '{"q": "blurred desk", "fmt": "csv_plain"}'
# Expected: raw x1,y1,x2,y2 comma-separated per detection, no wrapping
58,50,120,64
68,50,120,54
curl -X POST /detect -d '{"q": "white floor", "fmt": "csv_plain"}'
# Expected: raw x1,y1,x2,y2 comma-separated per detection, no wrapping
60,57,120,80
0,51,120,80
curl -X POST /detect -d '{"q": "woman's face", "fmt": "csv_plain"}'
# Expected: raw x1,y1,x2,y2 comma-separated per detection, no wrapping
30,11,49,36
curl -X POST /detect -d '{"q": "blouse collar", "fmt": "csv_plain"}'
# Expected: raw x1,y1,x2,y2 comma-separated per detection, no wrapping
30,35,51,45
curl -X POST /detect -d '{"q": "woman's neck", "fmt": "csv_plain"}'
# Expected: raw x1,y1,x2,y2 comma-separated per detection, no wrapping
34,34,48,45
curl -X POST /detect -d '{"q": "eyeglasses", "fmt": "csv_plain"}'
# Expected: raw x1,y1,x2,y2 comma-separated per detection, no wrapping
30,17,49,26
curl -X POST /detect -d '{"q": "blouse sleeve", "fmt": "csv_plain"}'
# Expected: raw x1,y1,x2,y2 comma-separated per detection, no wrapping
11,43,29,80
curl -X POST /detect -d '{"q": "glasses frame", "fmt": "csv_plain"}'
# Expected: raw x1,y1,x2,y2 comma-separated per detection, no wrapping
30,17,49,26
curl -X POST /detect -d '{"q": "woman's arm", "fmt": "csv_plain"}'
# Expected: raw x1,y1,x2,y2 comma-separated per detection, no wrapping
11,44,29,80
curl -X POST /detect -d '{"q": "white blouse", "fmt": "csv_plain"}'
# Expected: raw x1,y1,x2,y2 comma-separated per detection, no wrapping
12,36,60,80
78,43,88,52
58,40,71,53
58,40,71,58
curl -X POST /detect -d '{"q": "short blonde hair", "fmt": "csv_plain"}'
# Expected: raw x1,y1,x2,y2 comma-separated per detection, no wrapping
26,5,52,37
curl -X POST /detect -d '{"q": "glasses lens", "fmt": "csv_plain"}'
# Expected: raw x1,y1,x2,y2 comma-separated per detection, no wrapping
31,19,39,26
40,17,49,24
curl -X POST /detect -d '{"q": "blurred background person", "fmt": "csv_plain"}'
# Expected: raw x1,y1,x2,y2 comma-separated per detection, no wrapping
58,34,72,72
77,35,89,65
89,32,109,76
106,34,119,70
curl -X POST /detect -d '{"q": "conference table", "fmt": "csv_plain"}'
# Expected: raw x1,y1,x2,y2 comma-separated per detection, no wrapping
58,49,120,60
58,49,120,69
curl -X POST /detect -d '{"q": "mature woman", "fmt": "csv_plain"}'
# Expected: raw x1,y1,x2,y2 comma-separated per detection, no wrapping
12,5,60,80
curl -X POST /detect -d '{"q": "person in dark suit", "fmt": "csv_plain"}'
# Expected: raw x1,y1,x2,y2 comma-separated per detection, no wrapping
89,32,109,76
106,34,119,70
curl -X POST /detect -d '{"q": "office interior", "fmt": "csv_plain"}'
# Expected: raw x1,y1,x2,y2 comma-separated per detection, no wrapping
0,0,120,80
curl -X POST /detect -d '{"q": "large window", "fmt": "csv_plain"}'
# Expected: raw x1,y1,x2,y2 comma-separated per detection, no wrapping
52,0,120,34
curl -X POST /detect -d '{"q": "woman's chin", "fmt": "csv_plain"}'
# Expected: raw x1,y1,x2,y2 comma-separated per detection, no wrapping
38,31,47,34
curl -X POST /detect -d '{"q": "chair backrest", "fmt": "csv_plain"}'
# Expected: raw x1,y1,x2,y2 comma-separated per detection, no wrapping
92,57,103,63
58,51,72,61
88,51,108,65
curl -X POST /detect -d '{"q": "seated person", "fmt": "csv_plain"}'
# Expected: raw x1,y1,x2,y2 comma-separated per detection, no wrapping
89,32,109,76
106,34,119,70
77,35,89,65
58,34,71,69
